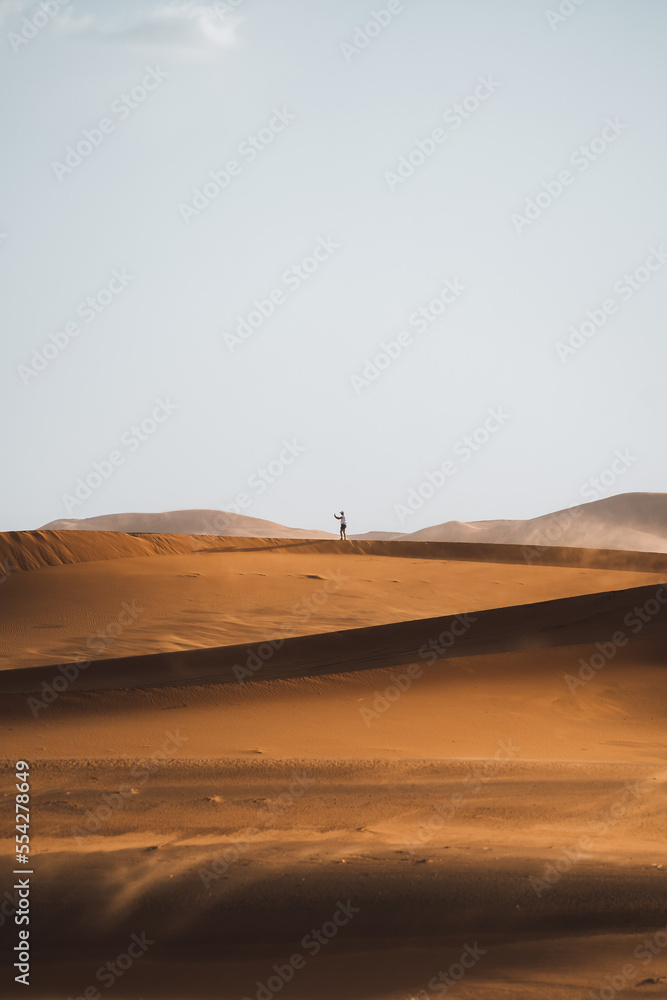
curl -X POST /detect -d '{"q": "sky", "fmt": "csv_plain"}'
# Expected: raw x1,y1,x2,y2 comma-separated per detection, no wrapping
1,0,666,535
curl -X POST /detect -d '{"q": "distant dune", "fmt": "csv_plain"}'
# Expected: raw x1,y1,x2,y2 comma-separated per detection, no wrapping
40,493,667,554
41,508,335,539
397,492,667,552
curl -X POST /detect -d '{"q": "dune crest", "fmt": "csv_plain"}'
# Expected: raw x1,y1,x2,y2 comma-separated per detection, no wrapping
38,492,667,554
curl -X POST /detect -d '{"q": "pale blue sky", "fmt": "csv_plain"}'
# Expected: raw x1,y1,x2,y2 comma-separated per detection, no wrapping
1,0,666,534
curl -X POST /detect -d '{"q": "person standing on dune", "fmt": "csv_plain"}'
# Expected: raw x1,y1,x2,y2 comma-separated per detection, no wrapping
334,511,347,540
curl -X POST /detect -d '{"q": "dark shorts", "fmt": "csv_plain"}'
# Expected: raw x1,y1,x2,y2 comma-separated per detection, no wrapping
340,523,347,531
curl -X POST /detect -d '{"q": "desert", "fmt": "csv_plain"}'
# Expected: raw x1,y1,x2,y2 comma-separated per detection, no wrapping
2,495,667,998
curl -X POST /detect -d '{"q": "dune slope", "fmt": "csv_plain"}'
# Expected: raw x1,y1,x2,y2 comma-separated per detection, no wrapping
2,528,667,999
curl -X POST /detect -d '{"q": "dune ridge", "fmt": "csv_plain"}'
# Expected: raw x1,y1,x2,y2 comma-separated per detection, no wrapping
3,581,666,694
5,528,667,576
37,492,667,554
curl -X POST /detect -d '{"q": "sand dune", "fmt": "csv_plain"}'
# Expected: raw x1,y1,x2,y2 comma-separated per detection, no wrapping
41,508,335,539
3,526,667,998
6,527,667,575
3,582,667,694
3,756,665,999
397,492,667,553
38,492,667,554
3,634,667,762
2,531,667,672
3,638,667,997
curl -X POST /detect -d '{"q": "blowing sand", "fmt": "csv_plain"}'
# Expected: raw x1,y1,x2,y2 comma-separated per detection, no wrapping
1,529,667,998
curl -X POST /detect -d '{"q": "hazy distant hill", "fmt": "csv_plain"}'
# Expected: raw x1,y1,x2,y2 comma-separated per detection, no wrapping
41,493,667,554
41,509,335,539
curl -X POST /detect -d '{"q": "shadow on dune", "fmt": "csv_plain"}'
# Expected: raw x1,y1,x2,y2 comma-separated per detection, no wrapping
2,582,666,694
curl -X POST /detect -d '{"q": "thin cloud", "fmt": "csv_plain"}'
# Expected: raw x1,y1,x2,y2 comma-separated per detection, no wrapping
56,2,240,51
